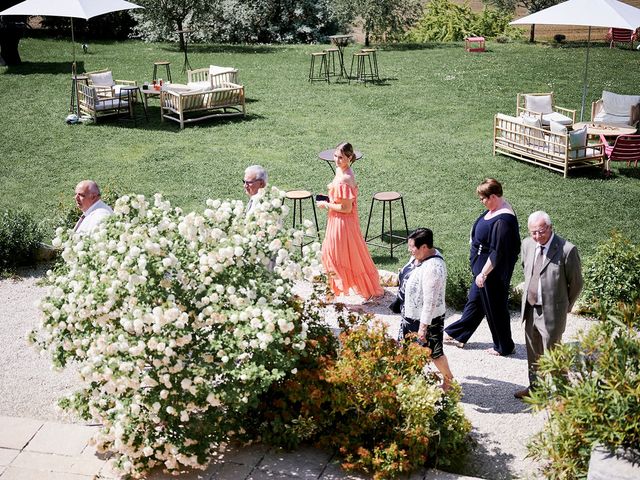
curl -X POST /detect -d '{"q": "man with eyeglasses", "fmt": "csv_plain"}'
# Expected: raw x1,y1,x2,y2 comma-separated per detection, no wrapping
243,165,268,217
515,211,583,400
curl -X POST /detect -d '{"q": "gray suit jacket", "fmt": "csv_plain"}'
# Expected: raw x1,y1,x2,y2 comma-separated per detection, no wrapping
520,234,583,337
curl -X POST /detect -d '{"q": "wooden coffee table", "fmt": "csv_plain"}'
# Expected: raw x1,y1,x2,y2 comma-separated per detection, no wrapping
573,122,637,137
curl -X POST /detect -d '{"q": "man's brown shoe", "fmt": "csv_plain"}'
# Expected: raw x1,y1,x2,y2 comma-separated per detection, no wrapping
514,388,530,399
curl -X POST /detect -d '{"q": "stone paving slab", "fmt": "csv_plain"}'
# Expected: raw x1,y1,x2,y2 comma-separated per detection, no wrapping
24,423,98,456
0,450,19,467
257,447,333,479
0,416,43,450
0,416,485,480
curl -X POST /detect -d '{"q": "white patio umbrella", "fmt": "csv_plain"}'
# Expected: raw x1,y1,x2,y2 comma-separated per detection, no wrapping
0,0,143,70
511,0,640,120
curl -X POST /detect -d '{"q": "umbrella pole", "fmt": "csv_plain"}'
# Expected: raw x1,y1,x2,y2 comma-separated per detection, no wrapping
580,26,592,122
71,17,76,74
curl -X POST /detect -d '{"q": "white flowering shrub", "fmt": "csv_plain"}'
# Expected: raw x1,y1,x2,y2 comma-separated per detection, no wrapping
30,188,323,477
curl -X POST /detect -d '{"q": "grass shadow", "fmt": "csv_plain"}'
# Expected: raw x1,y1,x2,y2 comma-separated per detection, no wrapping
81,111,264,132
3,61,82,75
612,166,640,179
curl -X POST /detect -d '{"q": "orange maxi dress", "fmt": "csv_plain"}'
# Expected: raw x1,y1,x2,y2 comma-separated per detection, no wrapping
321,182,384,299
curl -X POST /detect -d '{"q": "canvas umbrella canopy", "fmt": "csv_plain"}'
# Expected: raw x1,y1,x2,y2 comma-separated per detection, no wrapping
0,0,143,70
511,0,640,120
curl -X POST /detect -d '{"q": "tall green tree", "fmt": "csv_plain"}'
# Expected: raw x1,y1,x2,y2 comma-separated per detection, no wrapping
331,0,422,46
132,0,207,50
132,0,335,44
484,0,561,42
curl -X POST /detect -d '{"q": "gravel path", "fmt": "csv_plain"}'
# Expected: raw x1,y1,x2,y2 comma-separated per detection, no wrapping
0,267,597,479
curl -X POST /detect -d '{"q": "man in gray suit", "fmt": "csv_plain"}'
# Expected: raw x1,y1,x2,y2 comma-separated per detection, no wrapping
515,211,583,399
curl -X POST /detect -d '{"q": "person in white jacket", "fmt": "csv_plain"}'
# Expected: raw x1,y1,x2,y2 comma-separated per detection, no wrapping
73,180,113,234
396,228,454,391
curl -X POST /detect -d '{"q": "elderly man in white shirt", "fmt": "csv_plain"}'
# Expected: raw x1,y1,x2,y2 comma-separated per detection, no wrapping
243,165,268,218
74,180,113,234
395,228,454,391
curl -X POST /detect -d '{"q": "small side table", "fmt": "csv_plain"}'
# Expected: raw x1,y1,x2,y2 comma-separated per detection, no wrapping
465,36,486,52
117,86,148,125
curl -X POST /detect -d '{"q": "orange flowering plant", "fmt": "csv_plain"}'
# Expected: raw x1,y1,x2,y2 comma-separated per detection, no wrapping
248,310,471,479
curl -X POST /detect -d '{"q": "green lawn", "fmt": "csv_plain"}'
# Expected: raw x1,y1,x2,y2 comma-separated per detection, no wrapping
1,38,639,279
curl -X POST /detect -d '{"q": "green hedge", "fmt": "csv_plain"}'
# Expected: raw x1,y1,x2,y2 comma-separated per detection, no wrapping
0,209,43,272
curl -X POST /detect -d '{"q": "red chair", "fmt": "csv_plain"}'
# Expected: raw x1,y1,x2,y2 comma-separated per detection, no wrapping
606,28,638,49
600,134,640,168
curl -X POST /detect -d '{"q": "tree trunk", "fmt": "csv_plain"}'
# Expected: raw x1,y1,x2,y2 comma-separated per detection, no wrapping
0,0,25,65
0,20,24,65
365,29,370,47
176,19,185,51
529,24,536,43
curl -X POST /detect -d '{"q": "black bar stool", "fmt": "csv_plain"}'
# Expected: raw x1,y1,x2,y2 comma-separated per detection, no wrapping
285,190,321,250
360,48,380,81
153,61,172,83
324,47,340,76
349,50,376,84
308,52,330,83
364,191,409,258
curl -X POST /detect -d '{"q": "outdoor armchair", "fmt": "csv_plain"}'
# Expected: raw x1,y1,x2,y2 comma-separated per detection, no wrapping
516,92,576,127
78,83,130,122
591,91,640,127
599,134,640,168
86,69,137,99
606,27,638,49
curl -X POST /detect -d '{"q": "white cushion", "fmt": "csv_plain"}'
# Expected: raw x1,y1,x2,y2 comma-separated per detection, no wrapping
89,71,114,87
549,120,567,135
521,115,545,146
569,125,588,158
209,65,236,76
96,99,126,110
542,111,573,126
602,90,640,117
548,121,567,154
186,81,211,93
593,111,632,125
525,94,553,114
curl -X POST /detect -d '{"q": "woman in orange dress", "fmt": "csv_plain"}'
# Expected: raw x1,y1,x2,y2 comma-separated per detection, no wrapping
317,142,383,302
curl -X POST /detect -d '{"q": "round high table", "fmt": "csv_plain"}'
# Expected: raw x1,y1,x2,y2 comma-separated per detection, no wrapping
328,34,352,81
318,148,363,174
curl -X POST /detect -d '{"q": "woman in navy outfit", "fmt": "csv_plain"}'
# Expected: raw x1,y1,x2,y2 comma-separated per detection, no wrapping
444,178,520,356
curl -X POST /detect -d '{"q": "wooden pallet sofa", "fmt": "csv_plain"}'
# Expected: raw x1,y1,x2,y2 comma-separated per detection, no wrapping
160,83,245,129
493,113,605,177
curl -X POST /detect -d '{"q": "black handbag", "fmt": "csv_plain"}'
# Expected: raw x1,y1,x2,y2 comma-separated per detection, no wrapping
388,297,402,314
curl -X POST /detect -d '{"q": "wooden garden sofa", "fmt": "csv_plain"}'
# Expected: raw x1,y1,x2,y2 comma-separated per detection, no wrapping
160,82,245,129
493,113,605,177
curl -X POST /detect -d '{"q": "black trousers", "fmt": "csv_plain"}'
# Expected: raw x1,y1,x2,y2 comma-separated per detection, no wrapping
444,277,514,355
